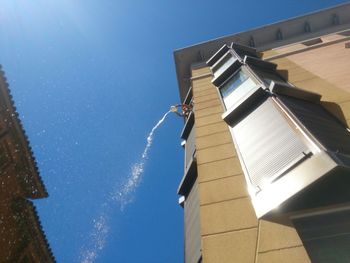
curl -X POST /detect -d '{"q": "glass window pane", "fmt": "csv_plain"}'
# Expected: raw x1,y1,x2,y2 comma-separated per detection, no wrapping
220,70,256,109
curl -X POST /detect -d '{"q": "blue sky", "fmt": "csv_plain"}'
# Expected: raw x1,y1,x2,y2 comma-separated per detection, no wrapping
0,0,348,262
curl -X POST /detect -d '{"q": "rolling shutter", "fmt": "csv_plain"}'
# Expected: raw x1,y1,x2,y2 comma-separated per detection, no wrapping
231,97,311,189
279,96,350,155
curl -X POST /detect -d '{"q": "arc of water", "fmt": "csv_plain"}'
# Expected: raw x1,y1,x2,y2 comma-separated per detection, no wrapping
80,110,172,263
116,110,171,209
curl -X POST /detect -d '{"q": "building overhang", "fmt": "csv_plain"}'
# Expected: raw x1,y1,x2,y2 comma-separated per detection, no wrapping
173,2,350,102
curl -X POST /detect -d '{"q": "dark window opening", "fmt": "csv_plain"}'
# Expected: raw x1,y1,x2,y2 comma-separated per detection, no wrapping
302,38,323,46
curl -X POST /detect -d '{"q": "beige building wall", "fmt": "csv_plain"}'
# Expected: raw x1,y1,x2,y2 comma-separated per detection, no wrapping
265,33,350,127
190,64,313,263
189,33,350,262
192,67,257,263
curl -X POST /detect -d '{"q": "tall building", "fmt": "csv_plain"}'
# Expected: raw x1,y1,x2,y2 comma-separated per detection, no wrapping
174,3,350,263
0,67,55,262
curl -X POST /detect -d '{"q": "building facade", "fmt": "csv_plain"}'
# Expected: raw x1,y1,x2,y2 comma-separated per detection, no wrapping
174,3,350,263
0,67,55,262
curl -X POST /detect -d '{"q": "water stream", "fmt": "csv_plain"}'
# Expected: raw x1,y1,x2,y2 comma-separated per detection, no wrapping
114,110,171,210
80,110,172,263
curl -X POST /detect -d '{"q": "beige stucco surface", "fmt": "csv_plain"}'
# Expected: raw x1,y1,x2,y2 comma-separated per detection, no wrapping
271,35,350,125
196,131,232,150
200,197,258,235
196,143,236,165
202,229,258,263
189,36,350,260
257,246,311,263
286,41,350,95
199,175,248,205
190,63,311,262
197,157,243,182
196,121,228,137
258,220,304,252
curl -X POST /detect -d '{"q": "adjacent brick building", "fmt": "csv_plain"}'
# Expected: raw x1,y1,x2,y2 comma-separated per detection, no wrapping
0,67,54,262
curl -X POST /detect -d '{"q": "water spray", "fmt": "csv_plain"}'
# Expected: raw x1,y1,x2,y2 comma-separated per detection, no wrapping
80,105,192,263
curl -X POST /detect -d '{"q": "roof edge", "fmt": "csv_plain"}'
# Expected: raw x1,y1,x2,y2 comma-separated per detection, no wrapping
174,2,350,102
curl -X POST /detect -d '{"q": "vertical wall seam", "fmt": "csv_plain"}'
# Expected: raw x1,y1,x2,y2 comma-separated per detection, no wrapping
254,220,261,263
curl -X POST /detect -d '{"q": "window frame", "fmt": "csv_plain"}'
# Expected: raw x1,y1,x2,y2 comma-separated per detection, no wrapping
217,65,262,108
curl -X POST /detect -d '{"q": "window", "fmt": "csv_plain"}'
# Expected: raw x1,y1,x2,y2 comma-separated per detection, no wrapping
302,38,323,46
212,52,236,79
231,97,312,191
219,70,256,109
